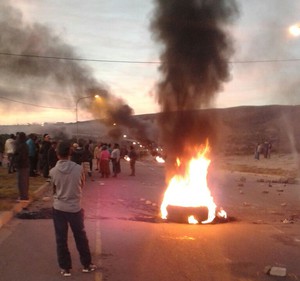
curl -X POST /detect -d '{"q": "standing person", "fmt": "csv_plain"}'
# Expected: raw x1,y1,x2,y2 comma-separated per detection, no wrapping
88,140,94,172
26,133,37,177
48,141,58,170
267,142,272,158
40,134,51,179
71,143,84,165
81,144,94,181
94,143,101,171
4,134,16,173
111,143,121,177
263,141,269,158
49,141,96,277
254,143,260,160
128,145,137,176
13,132,30,201
0,138,3,167
107,143,112,154
99,145,110,178
34,138,41,175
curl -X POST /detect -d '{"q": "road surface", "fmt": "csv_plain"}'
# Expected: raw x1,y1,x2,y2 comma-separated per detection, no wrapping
0,157,299,281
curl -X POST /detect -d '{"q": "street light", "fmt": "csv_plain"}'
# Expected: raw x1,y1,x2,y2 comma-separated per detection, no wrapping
289,24,300,37
75,95,99,142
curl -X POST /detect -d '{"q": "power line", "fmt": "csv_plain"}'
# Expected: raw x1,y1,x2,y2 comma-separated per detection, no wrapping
232,58,300,64
0,52,299,109
1,51,300,64
0,96,73,109
0,52,160,64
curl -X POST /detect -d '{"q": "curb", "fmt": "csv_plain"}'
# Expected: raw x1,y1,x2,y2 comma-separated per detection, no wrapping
0,182,50,230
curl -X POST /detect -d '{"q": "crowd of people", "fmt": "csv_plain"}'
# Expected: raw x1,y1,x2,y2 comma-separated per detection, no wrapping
4,132,55,180
70,141,137,179
2,132,139,202
254,141,272,160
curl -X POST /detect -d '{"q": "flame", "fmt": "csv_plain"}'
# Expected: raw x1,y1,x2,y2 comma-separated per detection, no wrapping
124,155,130,161
217,208,227,219
160,143,224,224
156,156,165,163
188,215,198,224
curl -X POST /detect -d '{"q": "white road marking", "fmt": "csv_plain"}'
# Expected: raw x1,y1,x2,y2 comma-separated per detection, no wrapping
95,193,103,281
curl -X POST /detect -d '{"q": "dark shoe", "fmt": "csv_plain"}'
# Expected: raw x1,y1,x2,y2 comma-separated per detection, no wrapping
82,264,97,273
60,269,71,277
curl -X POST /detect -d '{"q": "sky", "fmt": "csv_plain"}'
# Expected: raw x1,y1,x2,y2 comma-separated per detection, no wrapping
0,0,300,125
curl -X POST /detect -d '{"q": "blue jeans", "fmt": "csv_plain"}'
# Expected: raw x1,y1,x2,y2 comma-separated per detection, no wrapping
52,208,92,269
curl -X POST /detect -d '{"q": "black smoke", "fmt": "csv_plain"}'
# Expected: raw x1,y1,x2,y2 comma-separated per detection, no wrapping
0,2,98,105
0,1,152,143
150,0,239,169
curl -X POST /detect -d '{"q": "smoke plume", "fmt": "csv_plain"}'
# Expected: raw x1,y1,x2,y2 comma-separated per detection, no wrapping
0,1,151,142
150,0,239,169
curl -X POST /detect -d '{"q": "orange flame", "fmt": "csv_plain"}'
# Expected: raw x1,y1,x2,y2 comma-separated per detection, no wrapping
160,143,224,224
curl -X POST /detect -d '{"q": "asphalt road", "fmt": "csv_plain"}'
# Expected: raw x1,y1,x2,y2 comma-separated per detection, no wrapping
0,158,299,281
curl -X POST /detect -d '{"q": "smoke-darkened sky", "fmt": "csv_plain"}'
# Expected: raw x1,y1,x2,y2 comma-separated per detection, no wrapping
1,0,300,125
151,0,238,158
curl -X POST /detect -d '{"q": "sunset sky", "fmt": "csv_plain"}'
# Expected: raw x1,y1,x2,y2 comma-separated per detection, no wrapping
1,0,300,125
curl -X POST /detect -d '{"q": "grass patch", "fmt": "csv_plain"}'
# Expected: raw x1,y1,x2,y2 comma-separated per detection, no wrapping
0,166,48,211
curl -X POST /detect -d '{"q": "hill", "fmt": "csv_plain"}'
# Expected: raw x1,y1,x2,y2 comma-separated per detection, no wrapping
1,105,300,155
214,105,300,155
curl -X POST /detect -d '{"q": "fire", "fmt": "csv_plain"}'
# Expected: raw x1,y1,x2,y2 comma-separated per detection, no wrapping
155,156,165,163
160,143,225,224
188,215,198,224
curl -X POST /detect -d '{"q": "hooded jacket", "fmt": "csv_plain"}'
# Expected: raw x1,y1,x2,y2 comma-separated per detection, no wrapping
50,160,85,213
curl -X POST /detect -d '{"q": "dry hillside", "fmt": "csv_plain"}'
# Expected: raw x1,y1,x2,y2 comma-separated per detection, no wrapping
213,105,300,155
1,105,300,156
